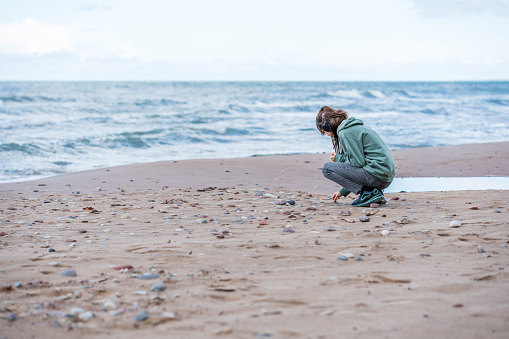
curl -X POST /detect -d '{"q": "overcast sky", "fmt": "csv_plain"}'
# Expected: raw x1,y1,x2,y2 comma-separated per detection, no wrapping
1,0,508,81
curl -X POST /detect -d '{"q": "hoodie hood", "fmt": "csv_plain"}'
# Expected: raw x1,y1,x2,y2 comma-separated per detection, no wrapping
337,117,364,133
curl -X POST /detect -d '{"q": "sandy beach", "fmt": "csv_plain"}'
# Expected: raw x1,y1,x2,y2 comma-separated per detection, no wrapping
1,141,509,339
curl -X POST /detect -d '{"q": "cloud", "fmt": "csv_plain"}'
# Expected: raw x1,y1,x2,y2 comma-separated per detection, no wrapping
0,18,74,56
410,0,509,17
0,18,142,61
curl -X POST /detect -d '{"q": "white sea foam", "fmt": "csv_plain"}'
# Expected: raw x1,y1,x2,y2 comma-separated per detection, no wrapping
328,89,363,99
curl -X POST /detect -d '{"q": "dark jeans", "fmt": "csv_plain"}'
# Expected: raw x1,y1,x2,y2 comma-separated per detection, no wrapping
322,162,391,195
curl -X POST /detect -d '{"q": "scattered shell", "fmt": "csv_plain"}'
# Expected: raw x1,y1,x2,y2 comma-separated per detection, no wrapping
477,246,486,253
449,220,462,228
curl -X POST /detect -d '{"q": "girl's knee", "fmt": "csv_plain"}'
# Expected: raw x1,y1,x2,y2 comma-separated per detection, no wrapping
322,162,334,177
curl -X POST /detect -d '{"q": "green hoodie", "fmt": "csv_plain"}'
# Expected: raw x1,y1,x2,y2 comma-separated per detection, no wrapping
334,117,395,197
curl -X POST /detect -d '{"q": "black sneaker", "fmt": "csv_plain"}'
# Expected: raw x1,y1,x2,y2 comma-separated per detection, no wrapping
352,189,384,207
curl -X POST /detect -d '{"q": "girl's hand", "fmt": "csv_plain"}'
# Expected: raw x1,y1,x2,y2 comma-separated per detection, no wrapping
330,152,336,161
332,191,342,202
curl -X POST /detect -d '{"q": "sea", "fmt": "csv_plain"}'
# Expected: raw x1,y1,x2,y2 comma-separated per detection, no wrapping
1,81,508,184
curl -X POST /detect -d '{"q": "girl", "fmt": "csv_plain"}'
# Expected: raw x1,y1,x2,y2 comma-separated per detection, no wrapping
316,106,395,207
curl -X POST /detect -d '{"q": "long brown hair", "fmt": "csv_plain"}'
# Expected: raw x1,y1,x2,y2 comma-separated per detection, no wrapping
316,106,348,153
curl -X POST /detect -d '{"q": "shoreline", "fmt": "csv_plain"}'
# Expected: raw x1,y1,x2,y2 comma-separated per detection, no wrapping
1,141,508,196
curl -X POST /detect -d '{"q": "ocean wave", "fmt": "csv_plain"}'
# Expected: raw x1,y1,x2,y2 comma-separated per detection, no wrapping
134,98,185,107
487,98,509,106
327,89,385,99
364,90,385,98
327,89,363,99
0,95,70,103
0,143,45,156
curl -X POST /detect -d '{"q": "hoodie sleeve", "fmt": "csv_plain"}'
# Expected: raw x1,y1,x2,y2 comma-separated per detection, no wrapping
335,136,366,167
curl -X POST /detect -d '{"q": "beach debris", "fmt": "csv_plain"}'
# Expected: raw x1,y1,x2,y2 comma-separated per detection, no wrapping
477,246,486,253
150,282,166,292
449,220,462,228
394,218,413,225
381,230,390,236
359,216,370,222
213,326,233,335
363,208,379,216
61,269,77,277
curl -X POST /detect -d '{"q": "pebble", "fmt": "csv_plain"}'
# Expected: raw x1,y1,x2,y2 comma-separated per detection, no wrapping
282,228,295,233
113,264,133,270
48,262,59,266
0,232,7,236
49,248,56,252
478,246,486,253
324,226,337,231
103,301,117,310
138,273,159,280
468,206,479,210
449,220,462,228
259,220,269,225
150,282,166,292
381,230,390,236
134,290,148,296
494,210,501,213
337,255,348,261
14,282,22,288
78,311,94,321
359,216,370,222
136,310,149,322
6,312,17,321
61,269,77,277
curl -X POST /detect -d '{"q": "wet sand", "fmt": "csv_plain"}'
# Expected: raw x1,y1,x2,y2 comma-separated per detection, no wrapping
1,142,508,338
